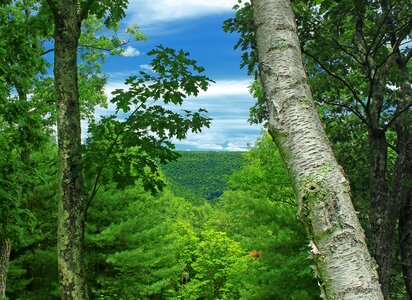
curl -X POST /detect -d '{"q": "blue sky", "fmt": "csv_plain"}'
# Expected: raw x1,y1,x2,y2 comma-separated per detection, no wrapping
99,0,262,151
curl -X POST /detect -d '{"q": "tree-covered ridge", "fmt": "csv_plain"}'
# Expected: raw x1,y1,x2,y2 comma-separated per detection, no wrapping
162,151,244,203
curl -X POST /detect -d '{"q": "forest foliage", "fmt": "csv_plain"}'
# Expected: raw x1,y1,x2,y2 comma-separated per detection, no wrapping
161,151,243,203
5,134,320,300
1,0,410,299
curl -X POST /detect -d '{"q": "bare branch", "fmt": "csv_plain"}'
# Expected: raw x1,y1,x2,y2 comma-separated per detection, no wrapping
41,48,54,56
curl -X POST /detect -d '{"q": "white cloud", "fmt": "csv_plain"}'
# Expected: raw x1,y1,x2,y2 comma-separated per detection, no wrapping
200,80,251,97
126,0,236,26
108,71,137,80
104,78,252,102
104,81,127,97
89,78,262,150
172,119,262,151
140,64,155,72
122,46,141,57
226,143,248,151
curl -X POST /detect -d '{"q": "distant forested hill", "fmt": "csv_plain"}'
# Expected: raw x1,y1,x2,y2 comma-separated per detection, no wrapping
161,151,244,203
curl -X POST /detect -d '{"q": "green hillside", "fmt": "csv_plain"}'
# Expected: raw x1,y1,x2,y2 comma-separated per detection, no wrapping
161,151,244,203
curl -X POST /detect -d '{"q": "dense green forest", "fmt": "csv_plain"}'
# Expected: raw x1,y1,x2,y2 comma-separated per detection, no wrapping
1,0,411,299
162,151,243,203
5,135,320,299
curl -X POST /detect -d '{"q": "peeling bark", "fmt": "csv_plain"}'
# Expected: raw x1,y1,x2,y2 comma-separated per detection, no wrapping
0,238,10,299
251,0,384,298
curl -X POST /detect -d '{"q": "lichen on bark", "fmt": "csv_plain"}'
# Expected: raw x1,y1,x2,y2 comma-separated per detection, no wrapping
251,0,384,298
46,0,89,298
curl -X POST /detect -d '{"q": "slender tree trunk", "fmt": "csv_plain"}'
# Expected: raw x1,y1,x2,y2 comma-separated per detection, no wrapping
0,238,10,299
367,130,394,298
396,136,412,300
391,131,412,299
48,1,89,299
394,54,412,300
251,0,383,298
400,192,412,299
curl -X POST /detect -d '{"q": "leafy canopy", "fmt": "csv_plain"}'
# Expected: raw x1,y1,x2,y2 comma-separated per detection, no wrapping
84,45,212,196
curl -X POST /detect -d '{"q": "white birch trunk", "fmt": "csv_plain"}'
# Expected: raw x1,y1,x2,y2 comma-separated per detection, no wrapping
251,0,384,299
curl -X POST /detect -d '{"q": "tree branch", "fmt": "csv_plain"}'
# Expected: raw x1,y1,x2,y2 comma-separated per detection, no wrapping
78,39,130,53
406,48,412,63
86,102,145,211
303,50,367,113
331,39,364,66
41,48,54,56
322,98,368,126
78,0,95,22
395,15,412,48
383,102,412,132
41,40,130,57
44,0,59,18
387,142,398,154
369,2,393,56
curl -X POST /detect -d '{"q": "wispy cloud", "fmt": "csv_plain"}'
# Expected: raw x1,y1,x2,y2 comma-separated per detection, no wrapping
200,80,251,97
122,46,141,57
140,64,155,73
89,78,261,150
174,124,262,152
103,79,252,101
103,81,127,98
126,0,236,26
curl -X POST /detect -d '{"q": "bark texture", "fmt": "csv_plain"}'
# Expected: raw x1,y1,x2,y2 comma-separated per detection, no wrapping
364,4,412,297
48,0,89,299
367,129,394,298
400,192,412,298
251,0,384,299
391,126,412,299
393,53,412,300
0,239,11,299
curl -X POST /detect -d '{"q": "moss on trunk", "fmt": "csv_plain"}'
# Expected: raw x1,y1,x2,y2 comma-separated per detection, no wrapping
48,1,89,298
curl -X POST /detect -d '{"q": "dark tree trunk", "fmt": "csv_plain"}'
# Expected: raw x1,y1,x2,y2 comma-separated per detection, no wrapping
394,51,412,300
0,238,11,299
367,129,395,298
49,1,89,299
399,191,412,299
400,192,412,299
395,120,412,300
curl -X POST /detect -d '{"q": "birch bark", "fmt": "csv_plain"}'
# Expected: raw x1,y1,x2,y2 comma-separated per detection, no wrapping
251,0,384,298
